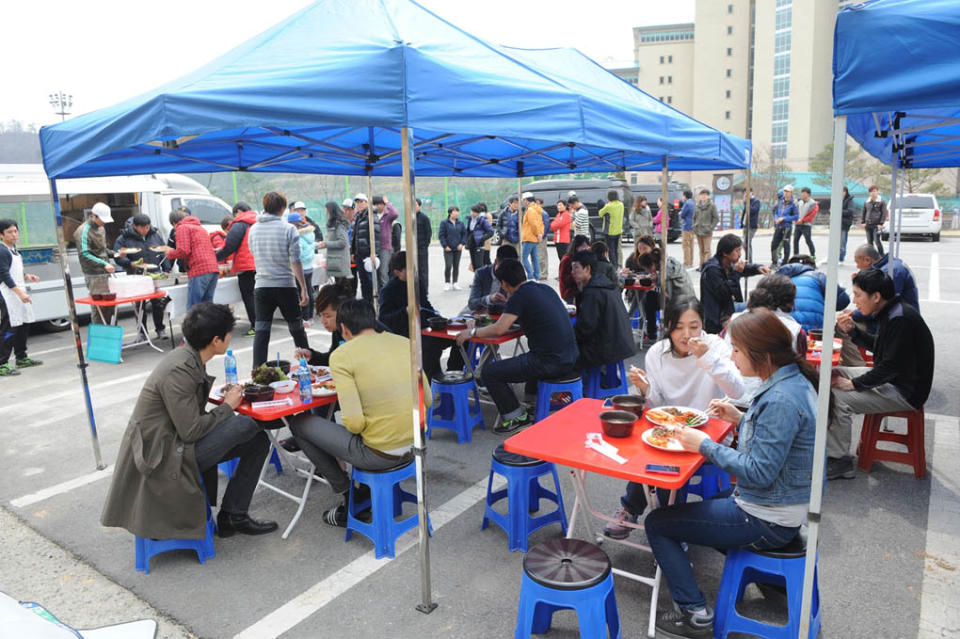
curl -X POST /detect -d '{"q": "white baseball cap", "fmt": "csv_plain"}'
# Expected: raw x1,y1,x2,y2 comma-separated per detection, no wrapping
292,201,306,210
522,191,534,200
782,184,794,192
342,198,355,208
354,192,368,202
91,202,113,223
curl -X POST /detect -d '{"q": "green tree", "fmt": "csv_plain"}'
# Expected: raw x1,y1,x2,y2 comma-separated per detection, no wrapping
809,142,889,192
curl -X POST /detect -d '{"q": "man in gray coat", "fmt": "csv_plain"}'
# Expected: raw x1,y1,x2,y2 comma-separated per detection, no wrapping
693,189,720,268
101,303,277,540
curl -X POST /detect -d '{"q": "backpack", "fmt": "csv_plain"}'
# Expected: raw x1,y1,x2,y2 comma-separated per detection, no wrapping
865,200,885,225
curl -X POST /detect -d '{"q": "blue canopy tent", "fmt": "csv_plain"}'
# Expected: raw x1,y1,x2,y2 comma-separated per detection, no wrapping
41,0,750,623
795,1,960,635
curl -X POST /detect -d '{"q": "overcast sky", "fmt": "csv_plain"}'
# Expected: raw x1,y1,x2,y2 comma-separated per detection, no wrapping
1,0,694,127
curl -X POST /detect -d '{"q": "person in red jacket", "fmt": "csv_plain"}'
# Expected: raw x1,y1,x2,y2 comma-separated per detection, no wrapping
550,199,572,260
216,202,259,335
209,216,231,261
793,187,818,259
158,207,219,309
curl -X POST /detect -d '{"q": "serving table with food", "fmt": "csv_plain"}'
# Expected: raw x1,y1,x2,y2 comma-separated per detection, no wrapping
504,397,734,638
209,360,338,538
76,288,168,353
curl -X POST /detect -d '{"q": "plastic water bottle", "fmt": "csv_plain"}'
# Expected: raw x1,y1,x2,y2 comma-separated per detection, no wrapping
297,358,313,404
224,349,238,386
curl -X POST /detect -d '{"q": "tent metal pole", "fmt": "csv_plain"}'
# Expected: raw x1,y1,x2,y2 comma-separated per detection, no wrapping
743,169,752,301
895,163,905,259
659,158,669,337
48,179,105,470
366,174,378,311
401,126,436,615
800,115,846,638
888,162,898,277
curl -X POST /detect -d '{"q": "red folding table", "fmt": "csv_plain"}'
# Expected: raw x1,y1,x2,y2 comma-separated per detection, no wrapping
505,398,734,638
77,290,168,354
421,325,525,378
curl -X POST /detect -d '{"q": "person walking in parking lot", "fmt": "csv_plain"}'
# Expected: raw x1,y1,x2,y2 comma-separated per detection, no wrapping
862,185,888,257
569,195,591,238
680,189,695,267
740,189,761,262
216,202,258,335
439,206,467,290
520,193,544,280
770,185,799,267
0,219,42,376
550,199,572,261
498,196,521,251
693,189,720,268
793,187,818,260
537,201,551,280
598,190,624,267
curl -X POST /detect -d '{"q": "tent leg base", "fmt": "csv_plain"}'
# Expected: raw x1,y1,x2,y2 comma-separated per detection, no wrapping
416,602,438,615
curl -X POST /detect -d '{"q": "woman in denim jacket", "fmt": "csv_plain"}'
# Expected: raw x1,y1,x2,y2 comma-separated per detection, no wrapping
646,308,817,639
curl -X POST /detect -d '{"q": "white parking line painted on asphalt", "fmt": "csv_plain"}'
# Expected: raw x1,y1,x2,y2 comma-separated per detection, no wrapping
234,474,503,639
918,413,960,639
928,253,940,302
918,299,960,305
10,466,113,508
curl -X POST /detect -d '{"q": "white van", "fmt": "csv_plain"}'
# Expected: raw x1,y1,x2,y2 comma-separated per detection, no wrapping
882,193,942,242
0,164,233,330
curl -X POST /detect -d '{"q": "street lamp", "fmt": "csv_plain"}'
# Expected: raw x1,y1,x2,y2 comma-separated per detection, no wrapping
49,91,73,121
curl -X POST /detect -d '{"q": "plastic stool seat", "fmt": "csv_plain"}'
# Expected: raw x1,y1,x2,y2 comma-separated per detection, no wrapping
534,376,583,422
135,479,216,574
678,463,732,503
345,460,432,559
714,534,821,639
482,445,567,552
857,408,926,479
515,538,621,639
582,361,629,400
427,372,485,444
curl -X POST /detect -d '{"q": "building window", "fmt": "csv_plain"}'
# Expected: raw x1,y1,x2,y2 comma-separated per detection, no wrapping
668,55,673,63
727,47,733,56
630,174,637,185
667,96,673,104
668,75,673,84
659,76,664,84
659,55,664,64
774,54,791,76
726,68,732,78
775,32,791,54
771,122,788,144
772,100,790,121
728,4,734,13
725,89,732,98
725,111,731,120
640,29,694,43
727,25,733,35
773,77,790,99
771,144,787,159
776,0,792,6
775,8,793,30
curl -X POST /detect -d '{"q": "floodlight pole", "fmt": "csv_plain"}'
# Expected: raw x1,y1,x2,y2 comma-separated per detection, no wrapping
401,126,436,615
48,180,105,470
659,158,669,336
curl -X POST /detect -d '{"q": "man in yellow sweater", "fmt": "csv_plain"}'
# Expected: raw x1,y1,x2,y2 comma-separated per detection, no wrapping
289,299,431,527
520,192,544,280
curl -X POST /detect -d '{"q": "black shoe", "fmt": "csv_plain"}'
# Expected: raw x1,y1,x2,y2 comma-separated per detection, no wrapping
826,456,855,480
280,437,301,453
493,411,534,435
655,606,713,639
216,511,278,537
323,504,348,528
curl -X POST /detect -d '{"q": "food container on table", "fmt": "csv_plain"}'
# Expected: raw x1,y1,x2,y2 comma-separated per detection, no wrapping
427,316,448,331
100,292,117,301
599,410,638,438
611,394,645,418
637,276,654,287
447,317,468,330
242,384,275,402
809,329,824,342
270,380,297,394
265,359,291,374
108,274,154,298
623,275,637,287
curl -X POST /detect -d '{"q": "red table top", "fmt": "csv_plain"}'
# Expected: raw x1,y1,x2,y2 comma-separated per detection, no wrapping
504,398,734,489
76,290,167,306
624,282,655,291
421,326,523,345
806,338,842,367
209,385,337,420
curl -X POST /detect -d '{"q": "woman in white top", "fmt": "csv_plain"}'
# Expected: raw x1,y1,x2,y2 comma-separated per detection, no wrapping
603,295,744,539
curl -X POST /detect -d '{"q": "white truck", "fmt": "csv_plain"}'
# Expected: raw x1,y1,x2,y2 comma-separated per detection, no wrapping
0,164,233,331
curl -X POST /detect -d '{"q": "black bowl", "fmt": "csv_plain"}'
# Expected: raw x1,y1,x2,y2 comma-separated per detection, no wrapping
427,316,448,331
611,394,645,418
637,276,654,287
809,329,824,341
599,410,638,438
623,276,637,287
265,359,291,375
242,384,275,403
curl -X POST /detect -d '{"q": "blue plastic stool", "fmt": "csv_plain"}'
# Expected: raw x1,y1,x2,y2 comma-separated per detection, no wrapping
466,342,486,370
218,449,282,478
515,538,621,639
426,372,485,443
630,307,641,330
582,361,629,400
135,480,215,575
482,444,567,552
714,535,822,639
678,463,732,503
534,376,583,422
345,459,431,559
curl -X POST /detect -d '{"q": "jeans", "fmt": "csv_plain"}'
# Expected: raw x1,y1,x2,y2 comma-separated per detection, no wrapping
793,223,816,256
743,228,756,263
555,243,569,261
253,287,310,367
770,226,791,265
827,366,914,458
289,415,408,494
443,249,462,283
480,353,571,419
645,491,800,610
605,234,621,268
839,228,850,262
417,249,430,297
193,414,269,514
521,242,540,280
866,224,885,256
236,270,257,327
187,272,218,309
299,271,314,322
378,248,392,287
0,312,28,364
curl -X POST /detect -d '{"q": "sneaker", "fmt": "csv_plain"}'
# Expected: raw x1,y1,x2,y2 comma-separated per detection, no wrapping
280,437,301,453
15,357,42,368
0,363,20,376
826,455,855,480
655,606,714,639
303,320,312,329
156,328,168,340
443,282,452,291
245,328,256,337
603,506,638,540
493,411,534,435
323,504,348,528
452,282,462,290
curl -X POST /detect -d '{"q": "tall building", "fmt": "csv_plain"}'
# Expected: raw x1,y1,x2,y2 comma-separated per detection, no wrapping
626,0,842,187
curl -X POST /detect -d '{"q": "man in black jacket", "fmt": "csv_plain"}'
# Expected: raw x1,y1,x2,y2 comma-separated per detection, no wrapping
570,250,635,370
465,245,517,313
351,194,380,303
378,251,462,380
415,198,432,296
826,269,934,480
113,214,171,340
699,234,769,334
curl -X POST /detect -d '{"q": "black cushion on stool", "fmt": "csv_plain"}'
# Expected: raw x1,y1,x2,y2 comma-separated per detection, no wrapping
493,443,544,467
542,375,581,385
356,458,414,474
523,538,611,590
754,532,807,559
432,370,474,384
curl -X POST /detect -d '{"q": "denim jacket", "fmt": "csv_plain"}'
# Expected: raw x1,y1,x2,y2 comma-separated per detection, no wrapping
699,363,817,506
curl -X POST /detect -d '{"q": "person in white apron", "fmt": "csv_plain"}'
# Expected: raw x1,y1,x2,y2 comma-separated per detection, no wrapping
0,219,42,376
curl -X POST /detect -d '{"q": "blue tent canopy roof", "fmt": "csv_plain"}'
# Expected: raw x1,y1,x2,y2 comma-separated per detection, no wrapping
40,0,749,179
834,0,960,168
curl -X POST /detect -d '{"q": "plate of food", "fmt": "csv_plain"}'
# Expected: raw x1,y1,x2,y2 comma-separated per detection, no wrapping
641,425,685,451
645,406,709,428
311,379,337,396
120,247,141,254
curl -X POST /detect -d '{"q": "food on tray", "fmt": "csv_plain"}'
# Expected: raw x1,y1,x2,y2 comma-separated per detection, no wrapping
647,425,677,447
312,379,336,392
308,366,331,382
251,364,288,386
646,406,708,427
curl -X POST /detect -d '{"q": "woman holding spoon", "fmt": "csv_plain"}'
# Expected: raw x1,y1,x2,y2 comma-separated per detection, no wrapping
643,308,817,638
